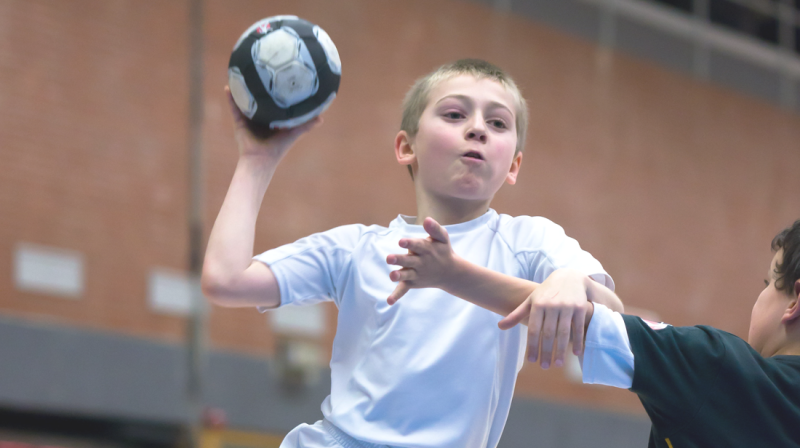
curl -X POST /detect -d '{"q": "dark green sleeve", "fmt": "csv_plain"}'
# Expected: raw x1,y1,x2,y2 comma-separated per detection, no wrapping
622,315,727,430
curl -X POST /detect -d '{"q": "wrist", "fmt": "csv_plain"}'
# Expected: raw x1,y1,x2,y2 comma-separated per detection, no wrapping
236,153,281,178
239,151,281,167
582,273,594,301
442,254,470,293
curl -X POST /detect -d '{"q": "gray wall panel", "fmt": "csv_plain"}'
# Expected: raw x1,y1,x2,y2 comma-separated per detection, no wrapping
0,316,650,445
615,16,694,74
509,0,602,42
709,50,782,103
0,316,187,423
500,398,651,448
205,351,329,433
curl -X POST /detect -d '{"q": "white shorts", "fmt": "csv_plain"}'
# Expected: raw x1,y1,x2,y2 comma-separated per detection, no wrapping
279,419,395,448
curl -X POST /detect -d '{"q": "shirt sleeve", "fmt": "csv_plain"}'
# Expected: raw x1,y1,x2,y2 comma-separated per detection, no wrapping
622,315,728,428
253,224,363,309
582,303,635,388
504,216,615,290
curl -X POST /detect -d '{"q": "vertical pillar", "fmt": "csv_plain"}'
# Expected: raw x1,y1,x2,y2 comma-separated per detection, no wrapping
186,0,206,446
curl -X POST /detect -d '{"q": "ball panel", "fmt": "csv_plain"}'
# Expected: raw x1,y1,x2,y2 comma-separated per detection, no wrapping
313,26,341,75
272,61,317,107
270,91,336,129
255,29,299,69
228,67,257,118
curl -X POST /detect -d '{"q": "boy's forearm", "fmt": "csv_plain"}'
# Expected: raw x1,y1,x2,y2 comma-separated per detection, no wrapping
441,256,538,316
202,156,277,290
585,278,624,313
439,260,622,320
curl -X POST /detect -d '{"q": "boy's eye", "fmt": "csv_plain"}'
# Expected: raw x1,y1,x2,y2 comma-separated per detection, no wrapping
489,119,507,129
443,112,464,120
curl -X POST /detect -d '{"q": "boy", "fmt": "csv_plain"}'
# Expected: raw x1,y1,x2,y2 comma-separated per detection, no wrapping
202,59,622,448
395,218,800,446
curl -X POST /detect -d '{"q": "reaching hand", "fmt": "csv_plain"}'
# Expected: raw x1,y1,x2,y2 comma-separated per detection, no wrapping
498,269,592,369
225,85,321,162
386,218,457,304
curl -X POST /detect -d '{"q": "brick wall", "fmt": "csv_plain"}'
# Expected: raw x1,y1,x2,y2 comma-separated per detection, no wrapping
1,0,799,415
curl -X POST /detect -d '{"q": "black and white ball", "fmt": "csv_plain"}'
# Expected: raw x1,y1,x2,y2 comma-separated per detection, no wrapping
228,15,341,132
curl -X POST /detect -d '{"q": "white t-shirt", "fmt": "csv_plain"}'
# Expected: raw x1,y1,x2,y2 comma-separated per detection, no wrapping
255,209,613,448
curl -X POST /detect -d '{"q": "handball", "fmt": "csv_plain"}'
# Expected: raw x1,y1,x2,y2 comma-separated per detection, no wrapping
228,15,341,136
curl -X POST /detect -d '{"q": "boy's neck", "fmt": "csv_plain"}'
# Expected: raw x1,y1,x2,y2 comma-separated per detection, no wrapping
773,344,800,357
765,324,800,357
413,190,493,226
773,329,800,357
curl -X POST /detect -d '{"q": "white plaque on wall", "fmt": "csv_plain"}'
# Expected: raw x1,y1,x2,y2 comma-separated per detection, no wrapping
270,305,326,337
15,243,84,298
148,268,200,316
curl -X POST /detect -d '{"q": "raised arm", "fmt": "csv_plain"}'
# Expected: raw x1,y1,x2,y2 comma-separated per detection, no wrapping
201,87,320,308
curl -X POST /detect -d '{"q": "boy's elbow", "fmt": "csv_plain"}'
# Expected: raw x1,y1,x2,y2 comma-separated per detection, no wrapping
200,270,235,307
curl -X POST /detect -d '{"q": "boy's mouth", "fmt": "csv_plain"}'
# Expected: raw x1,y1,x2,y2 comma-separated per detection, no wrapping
462,151,484,160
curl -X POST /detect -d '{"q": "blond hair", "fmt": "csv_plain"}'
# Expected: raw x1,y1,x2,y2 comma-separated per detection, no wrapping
401,59,528,154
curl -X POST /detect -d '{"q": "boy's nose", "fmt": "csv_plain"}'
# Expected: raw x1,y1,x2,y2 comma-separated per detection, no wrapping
466,130,487,143
466,119,487,143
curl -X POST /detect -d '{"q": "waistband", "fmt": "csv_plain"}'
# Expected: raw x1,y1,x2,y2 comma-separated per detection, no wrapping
322,419,393,448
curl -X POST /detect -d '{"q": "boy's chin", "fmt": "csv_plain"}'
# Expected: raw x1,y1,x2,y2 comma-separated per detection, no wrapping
443,188,496,202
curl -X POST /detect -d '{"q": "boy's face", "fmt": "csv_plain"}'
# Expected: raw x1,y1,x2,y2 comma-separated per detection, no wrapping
398,75,522,201
748,250,793,355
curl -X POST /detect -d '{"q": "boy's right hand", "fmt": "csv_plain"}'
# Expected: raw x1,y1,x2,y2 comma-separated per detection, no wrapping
386,218,459,304
225,86,321,163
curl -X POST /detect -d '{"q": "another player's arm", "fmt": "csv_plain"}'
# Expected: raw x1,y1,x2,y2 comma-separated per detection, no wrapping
201,87,320,308
387,218,623,367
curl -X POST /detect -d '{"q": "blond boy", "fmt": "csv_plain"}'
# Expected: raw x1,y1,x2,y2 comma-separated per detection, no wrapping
202,59,622,448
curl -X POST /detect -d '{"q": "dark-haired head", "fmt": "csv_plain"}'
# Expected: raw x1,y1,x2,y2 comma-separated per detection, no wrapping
771,220,800,295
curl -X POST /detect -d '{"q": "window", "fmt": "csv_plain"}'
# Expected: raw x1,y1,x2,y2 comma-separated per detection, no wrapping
648,0,800,54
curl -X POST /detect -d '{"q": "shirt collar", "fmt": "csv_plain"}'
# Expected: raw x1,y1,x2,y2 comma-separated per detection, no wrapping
389,209,497,235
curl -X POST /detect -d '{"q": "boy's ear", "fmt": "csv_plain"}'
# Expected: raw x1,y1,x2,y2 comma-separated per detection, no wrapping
395,130,416,167
505,151,523,185
783,279,800,324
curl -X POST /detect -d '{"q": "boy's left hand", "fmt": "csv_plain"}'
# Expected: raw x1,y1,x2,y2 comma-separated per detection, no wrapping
386,218,458,304
498,269,591,369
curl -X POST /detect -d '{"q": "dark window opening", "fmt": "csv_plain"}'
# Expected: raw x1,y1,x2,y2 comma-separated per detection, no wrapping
649,0,694,14
710,0,779,45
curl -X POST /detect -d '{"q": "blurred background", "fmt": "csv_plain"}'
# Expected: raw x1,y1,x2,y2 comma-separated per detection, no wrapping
1,0,799,447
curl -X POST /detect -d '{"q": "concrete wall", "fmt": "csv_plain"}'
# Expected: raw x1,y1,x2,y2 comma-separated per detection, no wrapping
0,315,650,447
